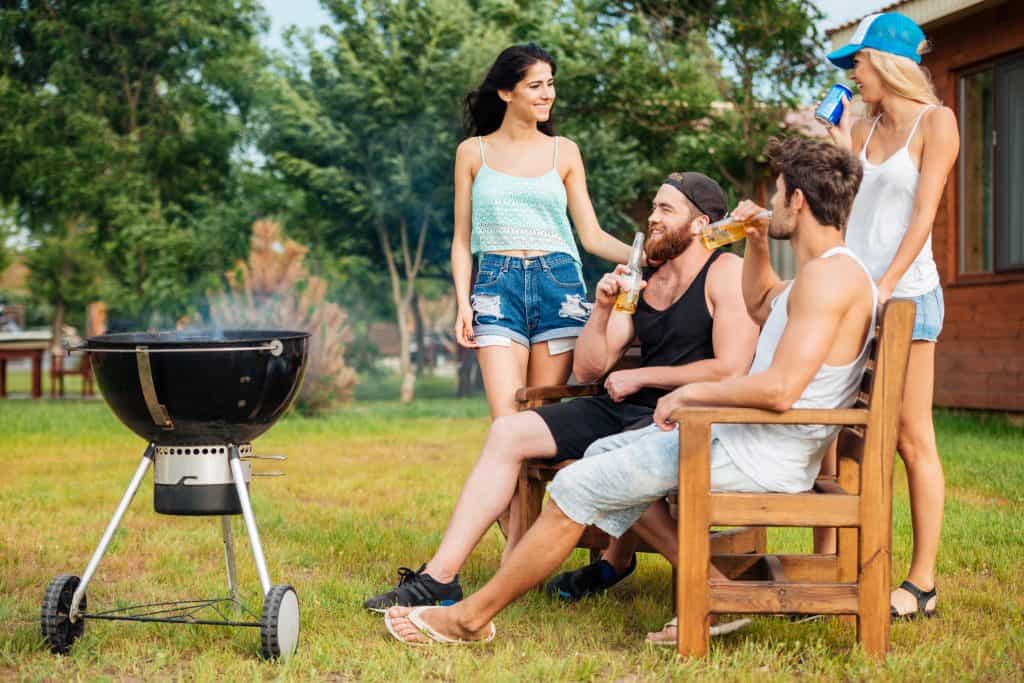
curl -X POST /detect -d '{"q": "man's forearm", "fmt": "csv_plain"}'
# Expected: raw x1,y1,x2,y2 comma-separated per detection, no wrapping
683,373,787,412
742,238,781,319
573,305,612,382
628,359,744,391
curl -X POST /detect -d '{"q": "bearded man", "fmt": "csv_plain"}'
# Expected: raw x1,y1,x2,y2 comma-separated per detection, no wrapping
363,172,759,613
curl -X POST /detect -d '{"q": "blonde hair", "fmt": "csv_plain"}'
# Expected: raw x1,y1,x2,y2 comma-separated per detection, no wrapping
861,46,939,117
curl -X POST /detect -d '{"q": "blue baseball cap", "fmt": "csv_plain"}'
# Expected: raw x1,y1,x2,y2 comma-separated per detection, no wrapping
827,12,925,69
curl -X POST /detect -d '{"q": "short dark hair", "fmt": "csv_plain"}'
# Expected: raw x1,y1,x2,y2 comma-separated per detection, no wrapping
765,137,863,230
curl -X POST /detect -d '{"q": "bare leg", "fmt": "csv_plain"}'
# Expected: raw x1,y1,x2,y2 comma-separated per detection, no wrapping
625,499,679,568
388,501,585,642
813,442,838,554
477,344,530,419
630,500,738,645
892,341,944,612
501,340,574,561
601,533,641,574
423,411,557,583
477,343,530,545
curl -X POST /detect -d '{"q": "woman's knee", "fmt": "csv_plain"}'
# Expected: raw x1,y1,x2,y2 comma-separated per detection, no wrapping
897,422,939,467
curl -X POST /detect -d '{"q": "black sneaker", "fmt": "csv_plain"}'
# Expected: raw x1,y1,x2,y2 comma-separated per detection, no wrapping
545,554,637,602
363,564,463,613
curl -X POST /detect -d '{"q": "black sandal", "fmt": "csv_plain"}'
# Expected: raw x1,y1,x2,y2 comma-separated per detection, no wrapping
890,580,937,621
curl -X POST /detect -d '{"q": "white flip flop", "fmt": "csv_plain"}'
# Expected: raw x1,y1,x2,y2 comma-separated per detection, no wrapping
384,606,496,646
646,616,752,645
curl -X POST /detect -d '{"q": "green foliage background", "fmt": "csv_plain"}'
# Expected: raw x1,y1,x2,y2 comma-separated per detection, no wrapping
0,0,827,347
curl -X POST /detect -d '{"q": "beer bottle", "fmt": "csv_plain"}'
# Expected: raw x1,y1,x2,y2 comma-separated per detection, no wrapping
700,211,772,250
614,232,645,314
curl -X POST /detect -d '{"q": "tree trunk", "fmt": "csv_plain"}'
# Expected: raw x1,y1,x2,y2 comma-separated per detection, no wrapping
396,298,415,403
375,212,429,404
457,345,474,397
411,290,426,375
50,299,66,387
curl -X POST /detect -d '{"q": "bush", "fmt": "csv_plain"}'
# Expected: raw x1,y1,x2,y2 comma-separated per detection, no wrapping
207,220,357,414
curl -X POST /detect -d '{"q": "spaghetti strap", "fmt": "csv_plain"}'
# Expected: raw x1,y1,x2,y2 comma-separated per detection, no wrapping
902,104,936,150
860,116,881,159
552,136,559,168
478,136,487,167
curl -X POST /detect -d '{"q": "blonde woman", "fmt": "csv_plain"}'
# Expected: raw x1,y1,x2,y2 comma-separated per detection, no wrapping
825,12,959,619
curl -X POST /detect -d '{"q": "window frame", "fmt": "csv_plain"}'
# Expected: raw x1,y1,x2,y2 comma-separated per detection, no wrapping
956,49,1024,283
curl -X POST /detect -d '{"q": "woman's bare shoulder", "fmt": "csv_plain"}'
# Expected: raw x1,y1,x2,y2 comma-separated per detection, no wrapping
555,135,581,159
456,136,481,159
924,105,958,136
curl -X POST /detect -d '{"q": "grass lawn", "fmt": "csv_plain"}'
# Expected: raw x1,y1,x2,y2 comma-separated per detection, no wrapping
1,376,1022,681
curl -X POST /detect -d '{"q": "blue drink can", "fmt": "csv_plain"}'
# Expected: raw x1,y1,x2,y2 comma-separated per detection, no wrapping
815,84,853,128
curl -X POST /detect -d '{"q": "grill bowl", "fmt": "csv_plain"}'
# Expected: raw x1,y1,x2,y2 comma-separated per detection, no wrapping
84,330,309,445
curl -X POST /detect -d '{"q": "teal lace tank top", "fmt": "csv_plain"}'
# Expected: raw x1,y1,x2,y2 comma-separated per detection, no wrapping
470,136,582,265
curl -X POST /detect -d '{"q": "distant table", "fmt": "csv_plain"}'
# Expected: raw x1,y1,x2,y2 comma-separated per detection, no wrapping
0,331,52,399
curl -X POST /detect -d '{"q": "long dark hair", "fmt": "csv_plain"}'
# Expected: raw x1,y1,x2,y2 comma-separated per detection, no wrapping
463,43,557,138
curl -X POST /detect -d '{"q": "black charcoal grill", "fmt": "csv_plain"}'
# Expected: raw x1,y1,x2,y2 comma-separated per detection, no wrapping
41,330,309,659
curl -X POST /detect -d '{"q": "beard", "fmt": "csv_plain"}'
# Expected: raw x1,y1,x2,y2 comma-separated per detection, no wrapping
645,225,693,262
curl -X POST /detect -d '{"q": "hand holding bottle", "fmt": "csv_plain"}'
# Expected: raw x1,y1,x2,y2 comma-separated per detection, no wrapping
730,200,771,246
613,232,646,314
700,204,771,249
595,264,646,309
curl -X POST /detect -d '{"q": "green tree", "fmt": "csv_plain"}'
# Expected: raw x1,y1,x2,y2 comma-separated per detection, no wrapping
0,1,268,321
619,0,827,197
265,0,503,402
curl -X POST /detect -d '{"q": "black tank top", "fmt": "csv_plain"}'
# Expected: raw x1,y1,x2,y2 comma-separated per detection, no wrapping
629,250,721,408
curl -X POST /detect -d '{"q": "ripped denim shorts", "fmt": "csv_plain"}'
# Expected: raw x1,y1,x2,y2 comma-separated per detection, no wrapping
471,252,591,349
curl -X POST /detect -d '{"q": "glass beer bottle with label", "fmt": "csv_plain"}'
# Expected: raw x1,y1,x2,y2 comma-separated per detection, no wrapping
700,211,772,250
614,232,646,314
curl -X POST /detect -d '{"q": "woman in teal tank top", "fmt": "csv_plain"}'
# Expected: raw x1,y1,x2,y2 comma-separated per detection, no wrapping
452,44,635,419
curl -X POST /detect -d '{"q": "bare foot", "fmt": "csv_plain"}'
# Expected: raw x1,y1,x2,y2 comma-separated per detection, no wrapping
386,606,493,644
646,616,752,645
646,618,677,645
890,582,936,617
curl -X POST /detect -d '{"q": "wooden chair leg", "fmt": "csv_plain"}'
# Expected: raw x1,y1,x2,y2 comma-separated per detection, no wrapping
857,448,892,658
513,467,547,590
677,420,712,657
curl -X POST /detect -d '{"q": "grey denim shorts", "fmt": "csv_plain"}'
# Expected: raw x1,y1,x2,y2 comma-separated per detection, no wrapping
547,424,767,539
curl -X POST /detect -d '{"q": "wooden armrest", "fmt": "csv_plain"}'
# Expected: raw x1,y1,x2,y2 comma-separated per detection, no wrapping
515,383,605,404
670,406,869,426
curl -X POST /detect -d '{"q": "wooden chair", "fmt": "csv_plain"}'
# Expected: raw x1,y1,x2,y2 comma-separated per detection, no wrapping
50,347,94,397
672,299,915,659
511,344,766,579
50,302,106,398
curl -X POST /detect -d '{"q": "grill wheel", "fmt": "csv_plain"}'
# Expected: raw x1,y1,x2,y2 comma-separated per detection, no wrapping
260,585,300,659
41,574,86,654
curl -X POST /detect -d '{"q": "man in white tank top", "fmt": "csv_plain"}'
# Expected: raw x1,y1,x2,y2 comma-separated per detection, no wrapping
382,137,876,647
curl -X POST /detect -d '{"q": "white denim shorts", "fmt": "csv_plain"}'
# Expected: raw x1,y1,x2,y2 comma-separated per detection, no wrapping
547,423,768,538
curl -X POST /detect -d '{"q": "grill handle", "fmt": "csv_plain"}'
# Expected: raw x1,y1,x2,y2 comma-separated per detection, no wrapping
136,346,174,431
83,339,284,356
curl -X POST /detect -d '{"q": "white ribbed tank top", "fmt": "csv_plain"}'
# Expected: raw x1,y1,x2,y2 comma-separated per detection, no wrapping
845,105,940,298
714,247,878,493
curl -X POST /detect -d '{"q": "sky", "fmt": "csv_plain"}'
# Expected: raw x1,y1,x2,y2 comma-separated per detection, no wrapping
260,1,898,53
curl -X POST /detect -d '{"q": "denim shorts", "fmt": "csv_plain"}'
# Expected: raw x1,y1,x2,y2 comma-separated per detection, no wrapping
909,286,944,342
471,252,590,349
547,424,768,539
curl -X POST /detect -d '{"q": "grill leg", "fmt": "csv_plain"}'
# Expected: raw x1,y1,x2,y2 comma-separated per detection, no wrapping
70,445,155,621
220,516,238,602
228,444,272,596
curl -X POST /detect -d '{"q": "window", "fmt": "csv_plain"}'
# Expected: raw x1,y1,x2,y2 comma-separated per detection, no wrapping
959,52,1024,274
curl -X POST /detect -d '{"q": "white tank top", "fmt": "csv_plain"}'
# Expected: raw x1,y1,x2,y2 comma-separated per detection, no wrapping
845,105,940,298
714,247,878,493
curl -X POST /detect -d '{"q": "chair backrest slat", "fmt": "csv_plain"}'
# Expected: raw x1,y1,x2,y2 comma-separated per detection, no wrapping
835,302,914,470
